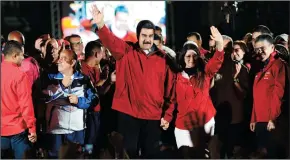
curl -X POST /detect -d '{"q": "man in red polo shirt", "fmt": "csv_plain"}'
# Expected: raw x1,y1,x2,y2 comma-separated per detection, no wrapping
250,34,286,158
1,41,37,159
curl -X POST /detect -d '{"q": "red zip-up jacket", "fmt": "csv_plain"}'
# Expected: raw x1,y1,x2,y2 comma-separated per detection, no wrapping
251,53,286,123
175,50,224,130
81,61,101,112
97,25,176,122
1,61,36,136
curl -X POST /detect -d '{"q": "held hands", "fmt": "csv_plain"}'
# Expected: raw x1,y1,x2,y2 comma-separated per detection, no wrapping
160,118,169,130
90,4,105,29
210,26,223,52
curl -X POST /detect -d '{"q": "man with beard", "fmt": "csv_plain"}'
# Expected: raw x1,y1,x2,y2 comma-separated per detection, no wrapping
91,4,176,158
250,34,286,158
109,5,137,43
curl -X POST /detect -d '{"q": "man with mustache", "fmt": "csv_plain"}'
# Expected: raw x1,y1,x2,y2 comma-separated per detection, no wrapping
250,34,286,158
91,4,175,158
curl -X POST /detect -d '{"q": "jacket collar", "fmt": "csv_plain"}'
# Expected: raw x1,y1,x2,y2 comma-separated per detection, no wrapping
133,42,165,57
53,71,84,80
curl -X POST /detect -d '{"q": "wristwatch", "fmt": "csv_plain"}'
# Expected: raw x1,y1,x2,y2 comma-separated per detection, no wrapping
233,78,239,83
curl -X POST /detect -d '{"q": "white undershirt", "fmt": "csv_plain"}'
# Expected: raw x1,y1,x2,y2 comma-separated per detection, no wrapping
111,24,127,39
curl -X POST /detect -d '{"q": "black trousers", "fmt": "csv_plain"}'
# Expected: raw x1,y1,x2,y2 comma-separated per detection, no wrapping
255,122,277,158
216,122,245,158
117,112,161,159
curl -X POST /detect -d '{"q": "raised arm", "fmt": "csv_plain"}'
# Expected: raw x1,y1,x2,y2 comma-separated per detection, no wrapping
91,4,131,60
205,26,224,78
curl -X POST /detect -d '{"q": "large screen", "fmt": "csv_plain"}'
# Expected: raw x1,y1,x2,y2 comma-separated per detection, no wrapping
61,1,166,47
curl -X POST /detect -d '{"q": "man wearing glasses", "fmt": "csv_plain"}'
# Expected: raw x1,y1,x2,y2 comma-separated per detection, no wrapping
250,34,286,158
67,34,85,60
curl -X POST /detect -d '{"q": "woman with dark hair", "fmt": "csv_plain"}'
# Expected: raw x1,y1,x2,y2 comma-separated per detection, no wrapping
210,40,250,158
173,26,224,158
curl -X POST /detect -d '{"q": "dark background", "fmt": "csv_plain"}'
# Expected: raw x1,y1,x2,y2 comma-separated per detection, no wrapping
1,1,289,54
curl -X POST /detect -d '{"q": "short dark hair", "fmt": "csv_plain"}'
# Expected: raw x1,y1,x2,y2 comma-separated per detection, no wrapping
187,32,202,41
252,25,273,36
3,40,23,57
68,34,81,42
136,20,155,40
155,26,162,32
154,34,162,41
255,34,274,44
84,40,102,60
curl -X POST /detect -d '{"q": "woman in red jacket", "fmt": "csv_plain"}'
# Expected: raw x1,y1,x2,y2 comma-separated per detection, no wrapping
174,26,224,155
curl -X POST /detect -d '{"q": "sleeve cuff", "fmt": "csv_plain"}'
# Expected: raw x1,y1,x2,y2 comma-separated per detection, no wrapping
28,126,36,134
164,114,173,123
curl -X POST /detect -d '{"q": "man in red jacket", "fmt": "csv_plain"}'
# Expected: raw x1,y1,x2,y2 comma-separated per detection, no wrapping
1,41,37,159
250,34,286,158
91,5,176,158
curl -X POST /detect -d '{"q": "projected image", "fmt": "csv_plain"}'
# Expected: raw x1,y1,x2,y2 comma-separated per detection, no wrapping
61,1,166,47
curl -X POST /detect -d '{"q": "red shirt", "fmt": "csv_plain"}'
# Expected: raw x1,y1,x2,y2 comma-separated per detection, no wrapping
123,31,138,43
1,61,36,136
97,25,176,122
20,57,40,87
175,50,224,130
251,54,286,123
81,61,101,112
199,47,209,57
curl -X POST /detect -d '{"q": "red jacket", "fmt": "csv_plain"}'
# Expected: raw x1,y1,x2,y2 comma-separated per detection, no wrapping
97,25,176,122
199,47,209,57
251,54,286,123
175,50,224,130
1,61,36,136
81,61,101,112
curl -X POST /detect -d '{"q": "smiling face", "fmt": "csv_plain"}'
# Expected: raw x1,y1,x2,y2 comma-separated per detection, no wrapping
184,49,198,68
231,44,245,61
57,50,76,73
254,40,274,62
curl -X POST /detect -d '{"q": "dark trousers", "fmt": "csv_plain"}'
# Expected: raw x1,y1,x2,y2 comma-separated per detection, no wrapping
217,123,245,158
45,130,85,158
117,112,161,159
1,130,32,159
85,112,101,145
255,122,278,158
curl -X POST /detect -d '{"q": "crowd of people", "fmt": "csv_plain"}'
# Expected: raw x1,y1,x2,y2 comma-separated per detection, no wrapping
1,4,289,159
